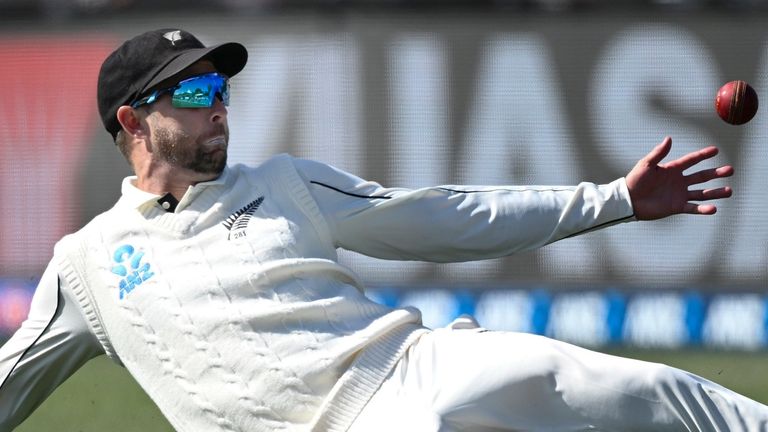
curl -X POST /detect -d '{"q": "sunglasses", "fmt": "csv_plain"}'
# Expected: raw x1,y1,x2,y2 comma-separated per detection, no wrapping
131,72,230,109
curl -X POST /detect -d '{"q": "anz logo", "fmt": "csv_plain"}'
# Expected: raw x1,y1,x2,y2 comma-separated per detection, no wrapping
223,197,264,240
111,244,155,300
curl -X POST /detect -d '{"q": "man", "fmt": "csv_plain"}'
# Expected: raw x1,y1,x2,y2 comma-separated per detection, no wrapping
0,28,764,432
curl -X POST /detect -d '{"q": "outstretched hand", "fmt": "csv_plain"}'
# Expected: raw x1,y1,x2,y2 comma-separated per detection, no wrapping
626,136,734,221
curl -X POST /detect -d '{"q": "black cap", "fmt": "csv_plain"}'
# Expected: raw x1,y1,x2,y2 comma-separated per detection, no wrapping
97,28,248,140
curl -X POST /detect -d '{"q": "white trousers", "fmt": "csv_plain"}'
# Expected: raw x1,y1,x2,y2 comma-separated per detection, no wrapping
349,325,768,432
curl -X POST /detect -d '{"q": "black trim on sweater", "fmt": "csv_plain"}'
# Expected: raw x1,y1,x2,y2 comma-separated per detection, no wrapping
310,181,393,200
309,180,634,241
0,277,61,392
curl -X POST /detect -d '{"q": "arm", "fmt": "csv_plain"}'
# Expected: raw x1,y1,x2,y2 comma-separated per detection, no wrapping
295,158,634,262
0,262,103,430
295,137,731,262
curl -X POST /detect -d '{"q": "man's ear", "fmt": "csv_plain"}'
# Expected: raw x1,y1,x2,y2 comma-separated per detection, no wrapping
116,106,147,139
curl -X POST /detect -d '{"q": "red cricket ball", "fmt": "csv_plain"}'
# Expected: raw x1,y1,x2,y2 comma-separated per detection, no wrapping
715,80,758,125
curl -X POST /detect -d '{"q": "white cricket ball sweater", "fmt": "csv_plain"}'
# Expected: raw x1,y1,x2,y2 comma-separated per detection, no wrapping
0,153,635,431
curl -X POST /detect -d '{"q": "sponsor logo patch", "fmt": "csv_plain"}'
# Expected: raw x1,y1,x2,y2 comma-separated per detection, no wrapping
111,244,155,299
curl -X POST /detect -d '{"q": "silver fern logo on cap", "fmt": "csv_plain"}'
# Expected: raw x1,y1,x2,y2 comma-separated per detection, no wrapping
163,30,183,46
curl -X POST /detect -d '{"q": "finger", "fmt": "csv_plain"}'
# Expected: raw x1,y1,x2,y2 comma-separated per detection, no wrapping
684,202,717,215
645,136,672,166
687,186,733,201
685,165,734,185
668,146,719,171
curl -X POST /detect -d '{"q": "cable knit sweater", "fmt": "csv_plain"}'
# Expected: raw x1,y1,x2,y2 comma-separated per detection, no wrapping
0,154,635,431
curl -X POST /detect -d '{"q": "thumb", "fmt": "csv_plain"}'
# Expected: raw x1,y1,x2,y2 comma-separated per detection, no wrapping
645,136,672,166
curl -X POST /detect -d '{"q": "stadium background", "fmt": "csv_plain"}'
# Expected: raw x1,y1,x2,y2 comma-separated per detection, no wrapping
2,0,768,430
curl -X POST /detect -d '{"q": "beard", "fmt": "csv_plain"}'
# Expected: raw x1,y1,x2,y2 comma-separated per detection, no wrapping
151,125,228,175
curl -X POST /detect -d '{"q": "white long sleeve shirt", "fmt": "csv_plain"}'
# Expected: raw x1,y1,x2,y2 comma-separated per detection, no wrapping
0,154,635,431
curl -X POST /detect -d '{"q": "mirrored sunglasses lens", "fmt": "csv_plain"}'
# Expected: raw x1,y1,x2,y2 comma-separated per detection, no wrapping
171,74,226,108
221,81,230,106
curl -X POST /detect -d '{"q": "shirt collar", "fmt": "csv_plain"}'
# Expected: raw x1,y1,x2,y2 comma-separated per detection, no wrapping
119,166,231,212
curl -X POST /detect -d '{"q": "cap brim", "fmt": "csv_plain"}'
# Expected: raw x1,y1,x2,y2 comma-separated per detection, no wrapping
142,42,247,93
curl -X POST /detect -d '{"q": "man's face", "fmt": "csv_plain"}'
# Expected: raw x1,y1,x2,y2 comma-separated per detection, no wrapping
141,61,230,176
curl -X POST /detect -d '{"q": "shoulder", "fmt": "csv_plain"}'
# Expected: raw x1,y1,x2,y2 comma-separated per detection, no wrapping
227,154,337,186
225,153,287,178
228,153,303,174
53,205,124,256
229,154,343,178
227,156,369,197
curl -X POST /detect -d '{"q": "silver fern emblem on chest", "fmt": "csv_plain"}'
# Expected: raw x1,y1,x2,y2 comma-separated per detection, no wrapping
223,197,264,239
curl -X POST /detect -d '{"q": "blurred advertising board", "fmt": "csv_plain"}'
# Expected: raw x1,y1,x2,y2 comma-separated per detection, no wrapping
0,10,766,343
368,287,768,350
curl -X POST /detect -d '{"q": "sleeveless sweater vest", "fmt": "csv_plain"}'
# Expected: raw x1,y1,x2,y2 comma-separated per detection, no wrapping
55,155,426,431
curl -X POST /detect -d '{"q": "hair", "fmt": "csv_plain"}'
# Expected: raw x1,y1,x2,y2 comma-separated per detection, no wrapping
115,130,131,162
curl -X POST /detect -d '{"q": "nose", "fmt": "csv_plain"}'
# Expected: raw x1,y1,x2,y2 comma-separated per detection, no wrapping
210,95,228,123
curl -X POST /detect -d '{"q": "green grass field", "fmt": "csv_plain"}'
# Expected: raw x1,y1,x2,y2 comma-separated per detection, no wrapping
14,349,768,431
